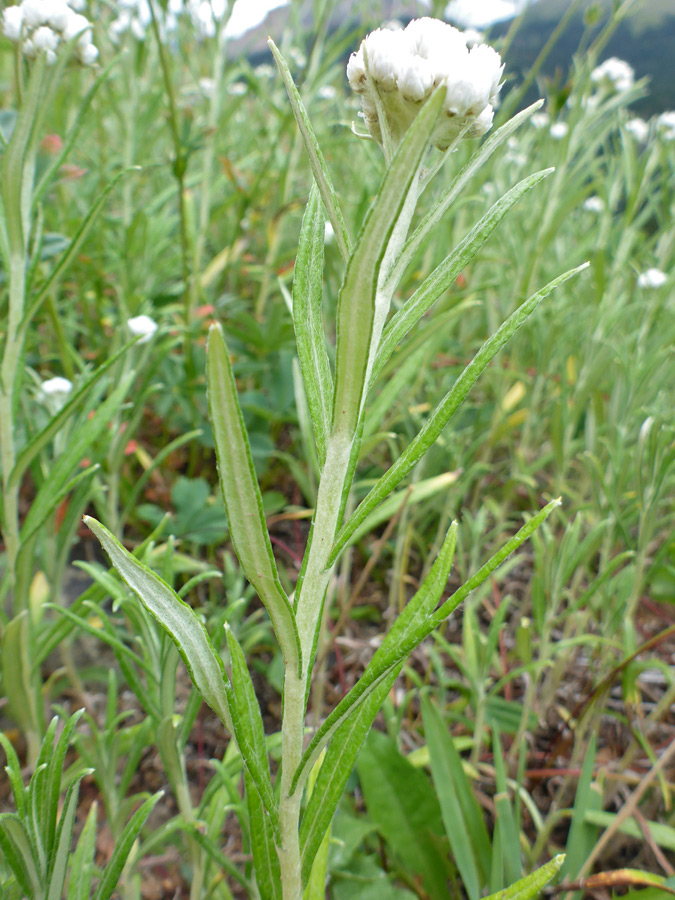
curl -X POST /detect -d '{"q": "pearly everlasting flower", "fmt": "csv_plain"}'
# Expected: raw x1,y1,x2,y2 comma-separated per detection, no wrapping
583,196,604,213
591,57,634,93
3,0,98,65
656,111,675,142
226,80,247,97
550,121,569,140
625,117,649,143
128,314,158,343
41,376,73,397
317,84,337,101
637,268,667,289
347,17,503,151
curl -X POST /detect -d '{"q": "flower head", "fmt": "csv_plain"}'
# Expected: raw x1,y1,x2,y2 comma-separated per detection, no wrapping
347,17,503,151
127,314,158,343
637,268,667,289
2,0,98,65
583,196,604,213
41,376,73,397
625,117,649,143
656,111,675,142
591,57,634,93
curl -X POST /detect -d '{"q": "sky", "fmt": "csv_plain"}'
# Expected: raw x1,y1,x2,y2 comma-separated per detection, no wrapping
225,0,537,38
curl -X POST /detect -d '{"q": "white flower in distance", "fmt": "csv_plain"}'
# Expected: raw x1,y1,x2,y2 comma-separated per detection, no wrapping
128,314,158,343
591,57,634,93
2,0,98,65
549,121,569,140
637,268,667,289
625,117,649,143
41,376,73,397
656,111,675,142
347,16,503,151
583,196,604,213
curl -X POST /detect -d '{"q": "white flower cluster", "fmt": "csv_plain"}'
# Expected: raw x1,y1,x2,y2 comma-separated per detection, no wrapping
109,0,230,43
127,314,158,343
637,268,667,289
2,0,98,65
347,17,503,151
625,117,649,143
591,57,634,93
656,111,675,142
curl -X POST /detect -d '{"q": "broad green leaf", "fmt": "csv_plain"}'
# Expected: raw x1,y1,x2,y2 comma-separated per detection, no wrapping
225,625,279,836
293,525,457,794
92,791,163,900
386,100,545,292
483,855,565,900
46,780,81,900
246,772,282,900
84,517,233,733
331,86,446,440
207,324,301,676
300,673,397,885
293,183,333,466
356,730,449,900
421,697,491,899
373,168,554,380
268,39,351,262
8,341,136,492
331,265,587,563
67,801,98,900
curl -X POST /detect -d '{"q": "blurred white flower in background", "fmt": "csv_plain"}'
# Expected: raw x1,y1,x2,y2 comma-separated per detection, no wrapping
127,314,158,343
549,121,569,140
317,84,337,101
591,57,634,93
530,111,549,129
2,0,98,65
444,0,531,29
38,376,73,411
583,196,604,213
637,268,667,288
625,117,649,143
656,111,675,141
347,17,503,151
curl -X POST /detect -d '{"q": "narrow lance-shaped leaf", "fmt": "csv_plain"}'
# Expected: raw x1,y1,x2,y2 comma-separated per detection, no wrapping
67,801,98,900
46,779,82,900
483,855,565,900
373,168,554,381
268,38,351,263
225,625,280,838
84,517,233,733
298,501,559,878
292,525,456,794
246,772,282,900
293,183,333,466
332,85,447,440
207,324,302,676
385,100,545,292
331,264,588,564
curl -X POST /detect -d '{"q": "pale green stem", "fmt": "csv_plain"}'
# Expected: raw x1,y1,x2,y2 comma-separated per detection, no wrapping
277,168,422,898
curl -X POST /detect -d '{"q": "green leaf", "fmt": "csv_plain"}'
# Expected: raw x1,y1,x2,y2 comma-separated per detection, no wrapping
44,711,84,864
331,86,446,440
0,815,41,898
207,324,301,676
303,752,331,900
67,801,98,900
225,625,279,836
293,525,457,794
491,732,521,889
268,39,351,263
84,517,233,733
373,168,554,380
46,779,81,900
386,100,545,292
356,730,449,900
0,732,26,817
331,265,588,563
562,734,601,883
92,792,163,900
482,855,565,900
246,772,282,900
293,183,333,466
1,612,43,748
299,673,399,885
421,697,491,899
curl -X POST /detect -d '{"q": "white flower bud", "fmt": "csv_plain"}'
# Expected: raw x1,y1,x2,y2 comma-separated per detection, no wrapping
78,40,97,64
398,58,434,102
41,376,73,397
62,11,90,41
625,117,648,143
2,5,24,41
637,268,667,288
128,314,158,342
47,0,72,31
656,111,675,141
21,0,48,28
591,57,634,93
347,47,367,93
32,24,58,51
